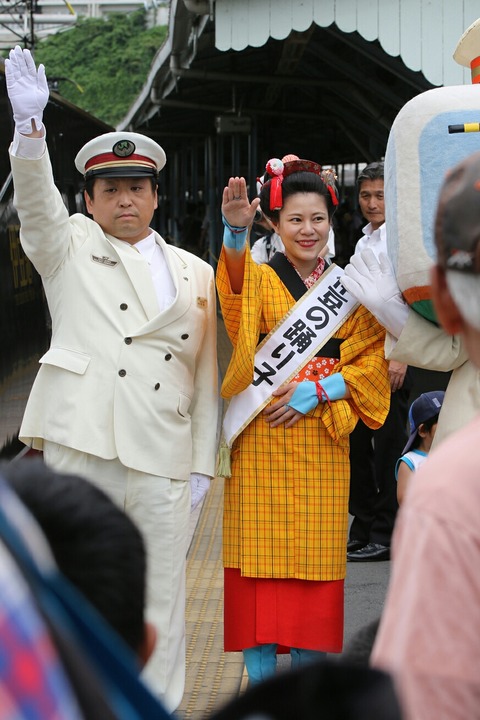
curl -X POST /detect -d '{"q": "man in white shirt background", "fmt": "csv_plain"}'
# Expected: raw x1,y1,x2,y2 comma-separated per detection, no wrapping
346,162,411,562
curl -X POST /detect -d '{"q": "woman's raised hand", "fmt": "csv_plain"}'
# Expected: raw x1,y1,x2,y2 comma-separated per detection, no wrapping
222,176,260,229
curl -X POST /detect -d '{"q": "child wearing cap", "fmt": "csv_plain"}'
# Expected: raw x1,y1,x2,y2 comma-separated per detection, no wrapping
395,390,445,504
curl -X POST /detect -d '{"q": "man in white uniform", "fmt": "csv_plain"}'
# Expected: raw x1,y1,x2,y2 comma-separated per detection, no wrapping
5,46,218,712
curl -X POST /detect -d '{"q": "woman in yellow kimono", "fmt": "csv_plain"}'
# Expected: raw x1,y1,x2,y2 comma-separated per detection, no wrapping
217,155,390,684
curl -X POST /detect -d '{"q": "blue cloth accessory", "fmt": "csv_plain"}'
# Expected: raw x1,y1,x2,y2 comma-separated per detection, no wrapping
287,374,347,414
222,215,248,250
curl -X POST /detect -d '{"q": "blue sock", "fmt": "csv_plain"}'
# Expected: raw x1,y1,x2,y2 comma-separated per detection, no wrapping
242,643,277,684
290,647,326,670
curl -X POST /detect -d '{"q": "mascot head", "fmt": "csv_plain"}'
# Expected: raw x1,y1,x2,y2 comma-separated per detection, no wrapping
385,18,480,323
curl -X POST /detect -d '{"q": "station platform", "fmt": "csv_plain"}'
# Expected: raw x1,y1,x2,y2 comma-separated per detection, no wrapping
177,315,246,719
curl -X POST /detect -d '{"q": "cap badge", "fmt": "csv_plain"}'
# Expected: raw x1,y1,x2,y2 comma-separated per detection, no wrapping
112,140,136,158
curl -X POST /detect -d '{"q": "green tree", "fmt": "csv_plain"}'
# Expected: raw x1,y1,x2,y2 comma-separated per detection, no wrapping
33,10,167,126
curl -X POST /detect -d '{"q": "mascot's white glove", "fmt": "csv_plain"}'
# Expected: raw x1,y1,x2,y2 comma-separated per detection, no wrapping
341,248,409,339
190,473,211,511
5,46,49,135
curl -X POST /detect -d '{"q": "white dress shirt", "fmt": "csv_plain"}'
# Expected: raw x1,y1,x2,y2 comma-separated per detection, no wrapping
133,234,176,312
354,221,387,260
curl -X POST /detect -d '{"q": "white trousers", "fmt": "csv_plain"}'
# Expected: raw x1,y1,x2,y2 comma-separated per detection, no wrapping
43,441,190,713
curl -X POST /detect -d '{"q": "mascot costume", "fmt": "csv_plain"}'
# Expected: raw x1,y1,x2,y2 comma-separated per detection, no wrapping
342,18,480,446
386,18,480,322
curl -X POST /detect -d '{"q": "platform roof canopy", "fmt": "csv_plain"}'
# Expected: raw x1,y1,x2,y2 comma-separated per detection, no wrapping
120,0,479,171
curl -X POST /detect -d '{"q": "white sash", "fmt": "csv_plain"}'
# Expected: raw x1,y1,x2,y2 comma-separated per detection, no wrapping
223,264,359,446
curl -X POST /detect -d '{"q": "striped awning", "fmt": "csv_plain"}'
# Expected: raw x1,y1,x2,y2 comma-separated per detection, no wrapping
215,0,478,88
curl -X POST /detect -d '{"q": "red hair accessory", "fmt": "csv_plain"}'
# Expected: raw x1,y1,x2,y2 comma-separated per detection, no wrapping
321,168,339,206
281,153,299,163
266,158,284,211
264,154,339,209
283,159,322,177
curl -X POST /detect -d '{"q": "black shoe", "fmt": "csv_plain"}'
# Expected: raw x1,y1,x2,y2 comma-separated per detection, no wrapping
347,542,390,562
347,540,367,553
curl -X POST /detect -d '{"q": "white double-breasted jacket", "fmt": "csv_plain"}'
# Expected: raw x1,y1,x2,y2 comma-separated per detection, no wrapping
10,148,219,480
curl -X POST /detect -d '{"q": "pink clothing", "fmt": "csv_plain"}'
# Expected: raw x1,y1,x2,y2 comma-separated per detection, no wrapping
371,414,480,720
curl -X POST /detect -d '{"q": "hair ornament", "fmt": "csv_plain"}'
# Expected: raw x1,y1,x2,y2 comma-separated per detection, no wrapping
281,154,300,163
321,167,339,206
265,158,285,211
256,174,266,196
263,154,337,210
266,158,284,176
283,159,322,177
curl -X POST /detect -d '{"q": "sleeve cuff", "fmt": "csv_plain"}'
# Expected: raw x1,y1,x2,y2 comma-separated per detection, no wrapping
11,125,46,159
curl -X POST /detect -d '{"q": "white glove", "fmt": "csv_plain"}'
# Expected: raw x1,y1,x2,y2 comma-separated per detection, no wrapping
190,473,211,511
5,46,49,135
341,248,409,339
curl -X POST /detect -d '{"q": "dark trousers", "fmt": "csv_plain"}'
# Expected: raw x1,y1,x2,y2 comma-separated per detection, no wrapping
348,384,410,547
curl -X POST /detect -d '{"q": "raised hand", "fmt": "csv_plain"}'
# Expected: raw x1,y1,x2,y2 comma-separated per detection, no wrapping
5,45,49,135
221,176,260,229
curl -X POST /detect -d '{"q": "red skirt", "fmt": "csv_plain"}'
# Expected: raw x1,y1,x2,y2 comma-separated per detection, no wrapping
224,568,344,653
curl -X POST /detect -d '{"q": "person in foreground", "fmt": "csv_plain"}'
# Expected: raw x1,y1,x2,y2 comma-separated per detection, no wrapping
1,458,155,665
0,475,86,719
208,659,402,720
0,468,172,719
5,46,218,711
216,154,389,684
371,150,480,719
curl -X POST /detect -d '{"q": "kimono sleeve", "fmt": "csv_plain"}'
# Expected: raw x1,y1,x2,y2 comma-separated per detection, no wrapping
216,245,264,398
315,305,390,442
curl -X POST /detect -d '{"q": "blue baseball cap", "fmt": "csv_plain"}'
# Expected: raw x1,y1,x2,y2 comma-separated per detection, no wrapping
402,390,445,454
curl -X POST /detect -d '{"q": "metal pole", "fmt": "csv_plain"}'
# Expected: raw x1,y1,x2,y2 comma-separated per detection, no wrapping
29,0,35,50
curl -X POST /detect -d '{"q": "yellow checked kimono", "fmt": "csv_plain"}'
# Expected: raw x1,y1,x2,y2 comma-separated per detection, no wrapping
217,247,390,583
